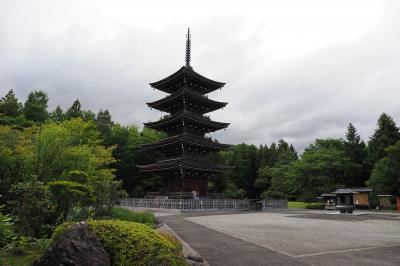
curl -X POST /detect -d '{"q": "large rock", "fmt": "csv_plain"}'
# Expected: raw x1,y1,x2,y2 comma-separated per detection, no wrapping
34,222,110,266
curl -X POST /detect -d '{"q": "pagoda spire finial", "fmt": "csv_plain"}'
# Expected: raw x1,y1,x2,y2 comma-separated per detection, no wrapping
185,28,191,68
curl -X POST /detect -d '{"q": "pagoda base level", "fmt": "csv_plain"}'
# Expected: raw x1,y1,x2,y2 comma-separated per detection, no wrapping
167,177,208,197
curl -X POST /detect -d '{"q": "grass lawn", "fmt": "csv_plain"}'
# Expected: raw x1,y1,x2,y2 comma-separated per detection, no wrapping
288,201,307,208
109,207,155,227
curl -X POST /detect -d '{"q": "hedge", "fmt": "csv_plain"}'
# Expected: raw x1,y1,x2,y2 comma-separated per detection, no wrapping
87,220,186,266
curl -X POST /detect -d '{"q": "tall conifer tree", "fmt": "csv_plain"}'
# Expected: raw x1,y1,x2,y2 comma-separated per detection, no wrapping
368,113,400,167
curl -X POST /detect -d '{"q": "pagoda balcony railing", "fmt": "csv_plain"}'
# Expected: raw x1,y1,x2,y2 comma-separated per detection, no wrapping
156,110,211,122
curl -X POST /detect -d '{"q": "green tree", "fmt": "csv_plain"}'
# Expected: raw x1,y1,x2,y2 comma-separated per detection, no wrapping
96,109,114,144
283,139,353,201
48,180,93,221
0,203,15,248
0,89,22,117
344,123,368,186
50,105,65,123
218,144,259,198
23,90,49,122
108,124,163,196
8,181,56,238
368,113,400,167
65,99,83,119
368,140,400,195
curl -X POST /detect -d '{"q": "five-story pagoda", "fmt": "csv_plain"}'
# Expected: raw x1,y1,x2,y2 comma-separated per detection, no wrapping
138,29,231,197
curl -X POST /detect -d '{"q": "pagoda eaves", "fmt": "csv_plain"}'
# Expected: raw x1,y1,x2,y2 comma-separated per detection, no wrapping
147,88,227,114
150,66,225,95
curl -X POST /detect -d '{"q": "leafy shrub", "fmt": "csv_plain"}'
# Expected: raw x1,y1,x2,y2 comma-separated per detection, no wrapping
5,236,50,256
157,231,182,254
0,204,16,248
8,181,56,238
87,220,186,266
305,203,325,209
48,180,94,221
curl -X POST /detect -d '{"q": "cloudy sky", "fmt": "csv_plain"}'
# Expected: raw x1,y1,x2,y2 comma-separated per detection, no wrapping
1,0,399,151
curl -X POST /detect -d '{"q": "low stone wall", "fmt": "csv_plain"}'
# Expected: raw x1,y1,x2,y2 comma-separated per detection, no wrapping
119,198,288,212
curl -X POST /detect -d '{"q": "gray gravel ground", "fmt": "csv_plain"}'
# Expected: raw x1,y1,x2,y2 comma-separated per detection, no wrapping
185,211,400,256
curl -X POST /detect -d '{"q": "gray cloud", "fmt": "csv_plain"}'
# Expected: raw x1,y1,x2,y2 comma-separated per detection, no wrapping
1,1,399,152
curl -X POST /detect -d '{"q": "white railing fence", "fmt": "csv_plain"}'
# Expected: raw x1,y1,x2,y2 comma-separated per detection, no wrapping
261,199,288,209
119,198,288,212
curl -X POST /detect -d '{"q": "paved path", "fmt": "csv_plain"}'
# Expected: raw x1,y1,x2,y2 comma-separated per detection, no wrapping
162,215,304,266
162,213,400,266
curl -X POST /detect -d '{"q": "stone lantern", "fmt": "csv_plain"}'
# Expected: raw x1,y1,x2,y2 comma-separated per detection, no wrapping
334,189,356,214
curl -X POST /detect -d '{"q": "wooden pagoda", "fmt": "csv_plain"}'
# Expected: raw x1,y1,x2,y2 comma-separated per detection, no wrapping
138,29,231,196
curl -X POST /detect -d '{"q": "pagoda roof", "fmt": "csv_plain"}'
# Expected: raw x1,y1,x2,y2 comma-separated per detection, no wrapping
150,66,225,94
147,88,227,114
144,110,229,133
137,155,232,173
141,133,230,151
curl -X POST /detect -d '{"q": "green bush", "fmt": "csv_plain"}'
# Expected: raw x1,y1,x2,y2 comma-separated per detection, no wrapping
305,203,325,209
8,181,56,238
0,204,16,248
5,236,50,256
88,220,186,266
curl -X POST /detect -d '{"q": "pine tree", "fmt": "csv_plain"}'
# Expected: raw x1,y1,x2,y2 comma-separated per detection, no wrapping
23,90,49,122
368,113,400,167
96,109,114,144
50,105,64,123
65,99,83,119
0,89,22,117
344,123,368,186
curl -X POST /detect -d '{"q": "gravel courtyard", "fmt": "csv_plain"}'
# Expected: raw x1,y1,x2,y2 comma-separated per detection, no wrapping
185,211,400,257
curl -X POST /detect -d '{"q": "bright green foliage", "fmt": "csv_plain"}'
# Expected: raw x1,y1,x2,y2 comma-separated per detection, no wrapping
0,203,16,248
287,201,307,208
0,118,125,224
23,91,49,122
87,220,186,266
8,181,56,238
106,208,155,227
289,139,354,200
368,140,400,195
47,180,94,221
0,125,37,197
368,113,400,167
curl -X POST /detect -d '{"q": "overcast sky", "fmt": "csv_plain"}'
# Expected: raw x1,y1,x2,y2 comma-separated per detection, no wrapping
0,0,399,151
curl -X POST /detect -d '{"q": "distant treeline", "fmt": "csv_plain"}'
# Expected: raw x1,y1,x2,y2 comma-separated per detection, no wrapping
1,89,399,203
